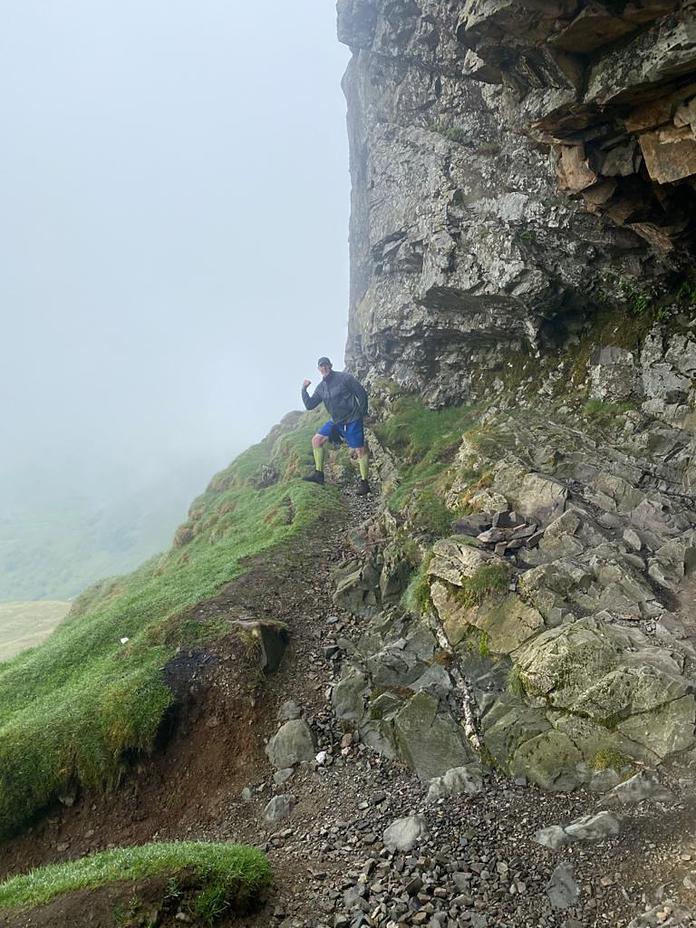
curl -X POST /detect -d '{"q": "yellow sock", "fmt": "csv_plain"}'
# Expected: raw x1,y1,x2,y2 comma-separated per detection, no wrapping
313,445,325,472
359,455,369,480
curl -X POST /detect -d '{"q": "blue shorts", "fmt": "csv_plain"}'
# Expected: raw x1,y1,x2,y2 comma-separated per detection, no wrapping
318,419,365,449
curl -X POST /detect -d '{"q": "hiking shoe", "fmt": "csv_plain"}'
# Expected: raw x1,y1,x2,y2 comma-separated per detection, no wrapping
356,478,371,496
302,470,325,485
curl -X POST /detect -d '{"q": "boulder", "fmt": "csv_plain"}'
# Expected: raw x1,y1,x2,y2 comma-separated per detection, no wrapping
429,538,493,587
601,771,674,806
494,466,568,527
265,719,315,769
510,729,584,791
332,671,369,721
393,691,474,781
535,811,621,846
431,581,544,654
564,810,621,842
534,824,569,849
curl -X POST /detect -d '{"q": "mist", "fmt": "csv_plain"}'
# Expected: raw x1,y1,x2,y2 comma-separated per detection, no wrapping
0,1,350,594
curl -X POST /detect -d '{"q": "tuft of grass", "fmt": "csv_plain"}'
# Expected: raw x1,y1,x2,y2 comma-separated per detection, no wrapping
478,629,491,658
454,563,510,610
374,396,476,536
582,398,635,429
0,841,270,917
402,553,434,615
432,123,470,144
0,411,344,840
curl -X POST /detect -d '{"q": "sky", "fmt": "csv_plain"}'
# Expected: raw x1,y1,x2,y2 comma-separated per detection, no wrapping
0,1,351,509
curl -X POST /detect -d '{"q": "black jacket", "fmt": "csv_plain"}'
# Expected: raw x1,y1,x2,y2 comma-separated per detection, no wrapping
301,370,368,425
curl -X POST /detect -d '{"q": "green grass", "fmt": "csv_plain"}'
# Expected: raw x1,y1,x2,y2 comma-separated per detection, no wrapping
453,563,510,610
582,398,635,429
374,397,476,536
0,602,71,662
402,553,434,615
0,411,343,840
0,841,270,918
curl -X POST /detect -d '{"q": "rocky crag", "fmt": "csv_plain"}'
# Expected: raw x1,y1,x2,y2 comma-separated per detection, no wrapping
338,0,696,399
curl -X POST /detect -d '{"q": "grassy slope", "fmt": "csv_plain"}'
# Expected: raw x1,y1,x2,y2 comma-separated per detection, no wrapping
0,841,270,916
0,602,71,662
374,396,476,535
0,410,341,840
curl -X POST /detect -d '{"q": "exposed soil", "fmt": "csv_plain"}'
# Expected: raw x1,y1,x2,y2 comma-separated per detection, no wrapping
2,480,696,927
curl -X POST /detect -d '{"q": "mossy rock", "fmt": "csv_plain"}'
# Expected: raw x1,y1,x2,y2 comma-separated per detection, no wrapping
393,691,475,781
510,729,584,791
431,581,543,655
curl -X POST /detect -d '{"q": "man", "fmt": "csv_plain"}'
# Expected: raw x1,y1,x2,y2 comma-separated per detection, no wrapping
301,356,370,495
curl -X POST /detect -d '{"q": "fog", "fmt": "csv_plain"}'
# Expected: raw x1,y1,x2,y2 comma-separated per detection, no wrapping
0,0,350,517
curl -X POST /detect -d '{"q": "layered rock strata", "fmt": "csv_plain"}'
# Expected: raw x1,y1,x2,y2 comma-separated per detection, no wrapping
338,0,696,398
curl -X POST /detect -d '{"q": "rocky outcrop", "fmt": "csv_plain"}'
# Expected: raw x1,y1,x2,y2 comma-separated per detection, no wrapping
330,314,696,790
457,0,696,252
338,0,696,399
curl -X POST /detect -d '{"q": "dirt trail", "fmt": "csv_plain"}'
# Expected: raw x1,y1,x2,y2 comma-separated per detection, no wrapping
2,483,696,927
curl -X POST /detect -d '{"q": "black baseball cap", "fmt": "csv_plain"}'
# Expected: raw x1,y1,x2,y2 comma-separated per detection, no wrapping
317,356,332,367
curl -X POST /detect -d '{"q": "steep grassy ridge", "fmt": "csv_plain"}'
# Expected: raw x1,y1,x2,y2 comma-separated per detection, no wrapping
0,841,270,918
0,602,71,662
0,411,342,840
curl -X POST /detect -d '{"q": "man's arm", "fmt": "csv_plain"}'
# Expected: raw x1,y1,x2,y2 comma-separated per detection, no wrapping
301,380,324,411
347,374,368,418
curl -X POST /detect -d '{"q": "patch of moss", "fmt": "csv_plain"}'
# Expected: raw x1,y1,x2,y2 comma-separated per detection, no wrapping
591,749,631,772
582,398,636,430
507,664,526,699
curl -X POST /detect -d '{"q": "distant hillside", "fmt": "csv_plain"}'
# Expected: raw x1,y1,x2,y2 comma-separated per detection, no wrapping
0,466,222,602
0,602,71,662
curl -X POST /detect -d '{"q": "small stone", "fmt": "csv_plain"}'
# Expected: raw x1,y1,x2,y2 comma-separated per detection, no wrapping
277,700,302,721
534,825,569,849
546,862,579,910
263,795,293,825
623,527,643,551
273,768,294,786
383,815,428,852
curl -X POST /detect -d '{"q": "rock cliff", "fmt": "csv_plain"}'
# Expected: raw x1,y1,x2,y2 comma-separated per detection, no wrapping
338,0,696,400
